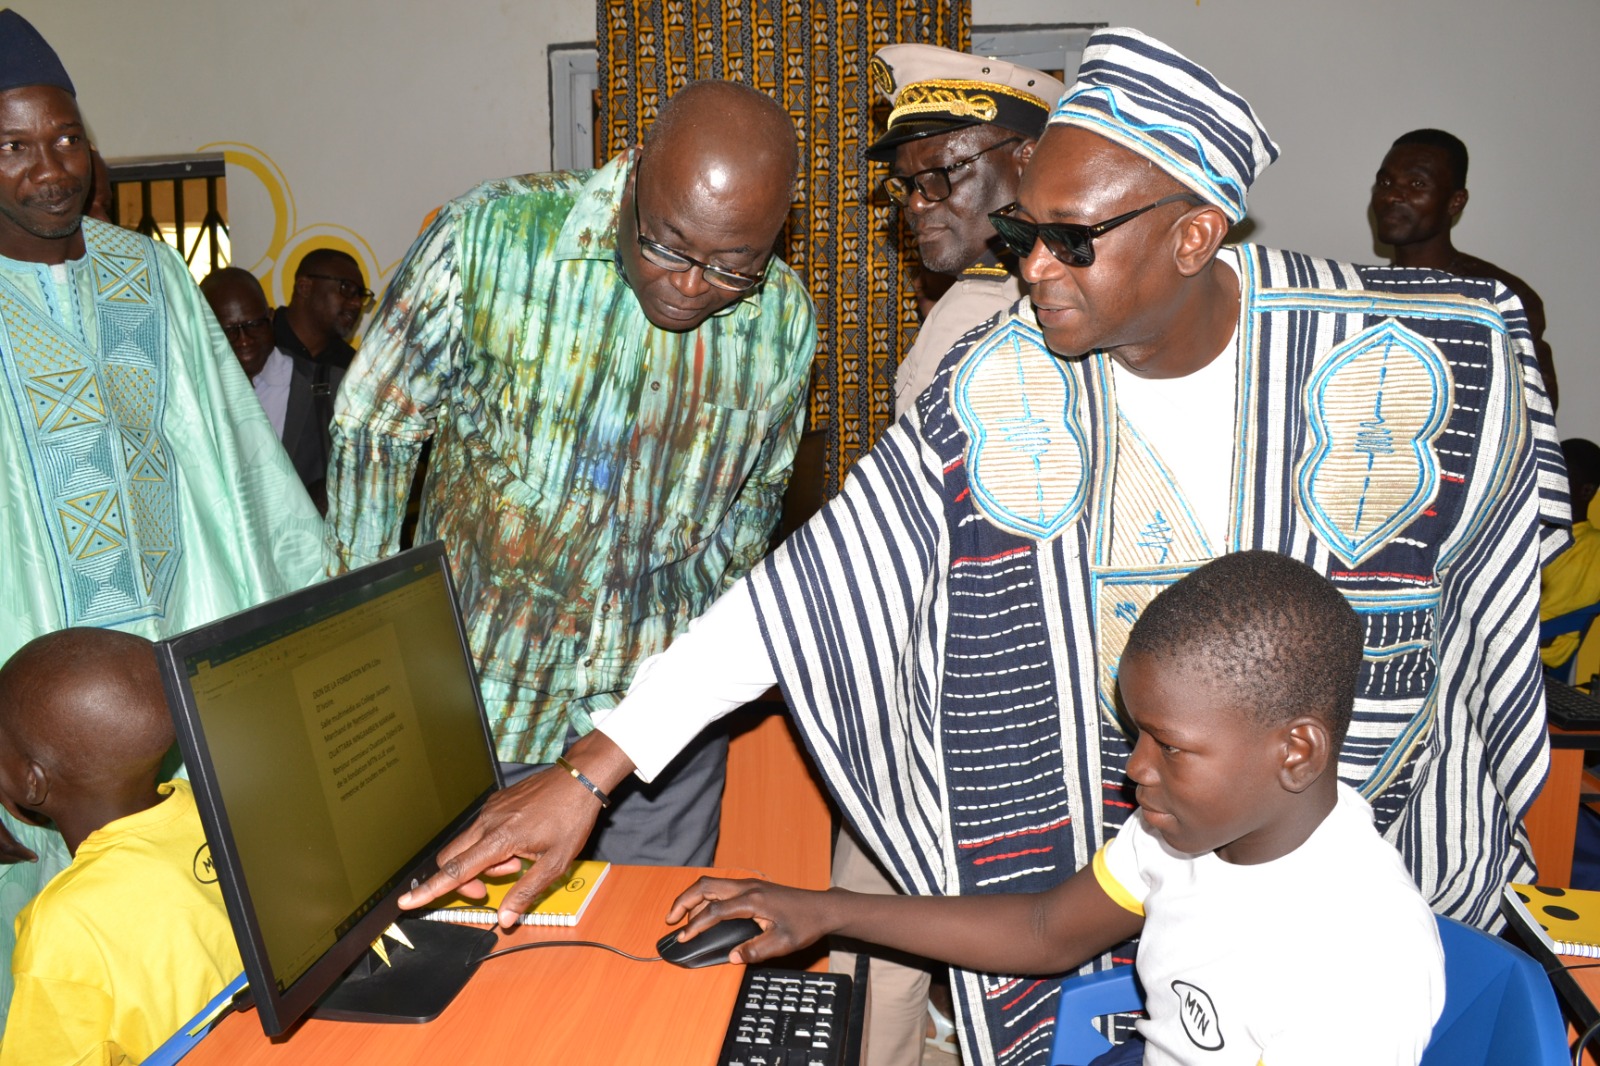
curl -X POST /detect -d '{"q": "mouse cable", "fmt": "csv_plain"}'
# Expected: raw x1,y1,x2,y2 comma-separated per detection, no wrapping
1573,1015,1600,1066
1549,960,1600,976
477,939,664,964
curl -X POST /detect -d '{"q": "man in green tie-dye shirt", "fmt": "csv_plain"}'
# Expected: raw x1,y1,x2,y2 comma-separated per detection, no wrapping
326,81,815,865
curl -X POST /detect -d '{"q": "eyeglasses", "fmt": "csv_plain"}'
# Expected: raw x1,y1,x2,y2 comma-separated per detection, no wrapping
631,159,768,293
303,273,376,305
883,136,1021,206
988,193,1204,268
220,316,272,341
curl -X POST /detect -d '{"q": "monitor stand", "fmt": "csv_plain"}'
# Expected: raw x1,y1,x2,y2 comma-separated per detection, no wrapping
311,917,499,1024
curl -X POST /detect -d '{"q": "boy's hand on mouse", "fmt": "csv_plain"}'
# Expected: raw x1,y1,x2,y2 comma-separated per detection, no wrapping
667,877,838,964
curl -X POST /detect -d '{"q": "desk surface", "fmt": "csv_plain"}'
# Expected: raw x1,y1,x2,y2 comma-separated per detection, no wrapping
1524,944,1600,1063
183,865,746,1065
1502,896,1600,1062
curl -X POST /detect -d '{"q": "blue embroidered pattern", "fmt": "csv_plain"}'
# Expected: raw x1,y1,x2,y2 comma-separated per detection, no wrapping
0,226,177,626
1090,563,1198,722
1297,320,1451,567
952,317,1089,540
1135,509,1174,563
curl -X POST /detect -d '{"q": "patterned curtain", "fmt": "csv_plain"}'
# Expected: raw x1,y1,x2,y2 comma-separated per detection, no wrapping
598,0,969,496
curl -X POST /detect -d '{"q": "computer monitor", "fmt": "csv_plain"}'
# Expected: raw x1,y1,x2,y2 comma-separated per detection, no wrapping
156,543,503,1037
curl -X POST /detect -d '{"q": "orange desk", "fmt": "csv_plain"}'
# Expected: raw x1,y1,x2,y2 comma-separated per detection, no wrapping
1560,959,1600,1065
1504,898,1600,1064
182,865,746,1065
1527,724,1600,887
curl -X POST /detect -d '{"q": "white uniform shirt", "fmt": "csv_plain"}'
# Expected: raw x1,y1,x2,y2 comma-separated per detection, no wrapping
251,348,293,441
895,272,1024,417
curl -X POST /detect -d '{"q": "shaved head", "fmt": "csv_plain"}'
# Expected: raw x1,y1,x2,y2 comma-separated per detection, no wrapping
200,267,275,378
642,80,799,204
199,265,266,305
0,628,173,791
295,247,360,281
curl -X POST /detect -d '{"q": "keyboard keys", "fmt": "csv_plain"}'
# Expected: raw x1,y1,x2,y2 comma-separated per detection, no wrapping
717,969,853,1066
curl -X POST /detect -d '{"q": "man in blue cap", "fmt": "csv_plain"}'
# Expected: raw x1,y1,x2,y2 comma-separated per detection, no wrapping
0,8,329,1029
405,27,1565,1066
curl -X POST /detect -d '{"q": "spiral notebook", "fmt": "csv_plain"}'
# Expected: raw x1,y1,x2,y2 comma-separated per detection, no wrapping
421,860,610,927
1504,882,1600,957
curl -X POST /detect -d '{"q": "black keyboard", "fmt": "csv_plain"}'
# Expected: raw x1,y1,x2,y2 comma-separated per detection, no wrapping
717,968,853,1066
1545,675,1600,730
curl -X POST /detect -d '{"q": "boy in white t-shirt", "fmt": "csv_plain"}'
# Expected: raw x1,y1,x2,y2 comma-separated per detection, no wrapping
668,551,1446,1065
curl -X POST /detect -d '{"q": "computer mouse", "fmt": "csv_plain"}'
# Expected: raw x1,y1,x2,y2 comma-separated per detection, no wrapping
656,917,763,968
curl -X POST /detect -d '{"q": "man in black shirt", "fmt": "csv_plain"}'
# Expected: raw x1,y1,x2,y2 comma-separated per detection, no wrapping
1371,128,1557,409
272,248,371,370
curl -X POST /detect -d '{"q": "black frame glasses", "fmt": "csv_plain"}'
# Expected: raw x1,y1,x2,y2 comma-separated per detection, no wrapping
883,136,1021,206
219,315,272,341
988,193,1204,268
303,273,376,305
631,159,768,293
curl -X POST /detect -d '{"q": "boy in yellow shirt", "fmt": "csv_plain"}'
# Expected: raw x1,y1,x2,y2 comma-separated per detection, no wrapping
0,629,241,1064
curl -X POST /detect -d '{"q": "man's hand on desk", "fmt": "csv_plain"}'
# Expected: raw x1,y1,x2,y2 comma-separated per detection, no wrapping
397,730,636,928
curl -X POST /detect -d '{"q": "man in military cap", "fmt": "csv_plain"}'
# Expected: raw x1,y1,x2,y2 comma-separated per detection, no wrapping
868,45,1063,418
0,7,328,1027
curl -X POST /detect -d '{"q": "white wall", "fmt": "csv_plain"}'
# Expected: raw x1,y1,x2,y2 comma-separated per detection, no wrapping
33,1,1600,440
32,1,594,299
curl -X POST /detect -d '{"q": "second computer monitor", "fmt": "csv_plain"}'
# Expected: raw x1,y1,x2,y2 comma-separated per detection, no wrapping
158,543,501,1036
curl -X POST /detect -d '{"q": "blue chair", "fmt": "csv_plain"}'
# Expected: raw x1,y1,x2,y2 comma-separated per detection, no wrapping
1048,915,1568,1066
1541,603,1600,648
142,972,248,1066
1541,602,1600,684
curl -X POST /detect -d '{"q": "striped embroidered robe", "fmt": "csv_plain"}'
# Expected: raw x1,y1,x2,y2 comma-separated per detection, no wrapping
748,246,1568,1066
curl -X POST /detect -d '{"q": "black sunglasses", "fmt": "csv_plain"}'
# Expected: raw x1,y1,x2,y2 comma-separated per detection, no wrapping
988,192,1204,268
883,136,1022,206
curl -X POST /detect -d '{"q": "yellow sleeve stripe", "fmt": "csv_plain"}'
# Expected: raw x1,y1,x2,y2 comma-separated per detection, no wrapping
1092,845,1144,917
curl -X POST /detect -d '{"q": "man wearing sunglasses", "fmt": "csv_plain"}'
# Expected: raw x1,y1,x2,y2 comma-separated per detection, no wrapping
402,29,1564,1066
273,248,371,371
327,81,815,871
866,46,1063,421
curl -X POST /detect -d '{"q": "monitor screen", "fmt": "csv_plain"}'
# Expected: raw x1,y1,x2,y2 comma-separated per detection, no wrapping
157,543,502,1036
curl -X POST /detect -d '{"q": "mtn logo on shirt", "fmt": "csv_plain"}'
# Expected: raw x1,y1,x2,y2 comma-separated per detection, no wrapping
193,843,218,884
1173,980,1224,1050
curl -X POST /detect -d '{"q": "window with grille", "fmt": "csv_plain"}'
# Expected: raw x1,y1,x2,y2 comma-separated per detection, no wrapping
104,153,229,282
